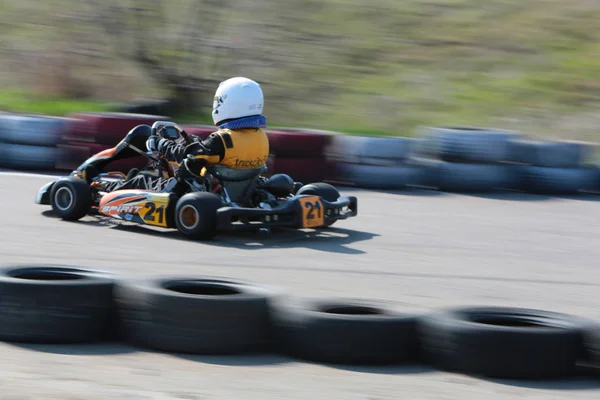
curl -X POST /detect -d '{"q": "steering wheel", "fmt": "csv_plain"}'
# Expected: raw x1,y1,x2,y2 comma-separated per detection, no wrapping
151,121,194,145
147,121,196,179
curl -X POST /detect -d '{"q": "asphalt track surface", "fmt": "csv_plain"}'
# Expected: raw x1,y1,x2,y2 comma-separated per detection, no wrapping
1,171,600,399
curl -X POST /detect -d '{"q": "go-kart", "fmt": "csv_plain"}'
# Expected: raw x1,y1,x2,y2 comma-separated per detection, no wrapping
35,121,358,240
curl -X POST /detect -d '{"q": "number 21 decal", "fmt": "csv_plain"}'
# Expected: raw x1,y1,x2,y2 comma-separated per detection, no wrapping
299,196,324,227
304,200,321,220
143,202,166,225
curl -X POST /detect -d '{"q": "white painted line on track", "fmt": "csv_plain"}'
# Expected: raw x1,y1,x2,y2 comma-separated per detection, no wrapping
0,170,64,179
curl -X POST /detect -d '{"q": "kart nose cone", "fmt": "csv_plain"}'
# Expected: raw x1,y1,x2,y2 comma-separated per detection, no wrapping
35,181,54,205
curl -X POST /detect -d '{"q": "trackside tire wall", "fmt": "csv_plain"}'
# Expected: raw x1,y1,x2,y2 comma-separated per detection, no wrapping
114,277,280,354
272,297,420,365
417,306,590,379
2,111,597,195
1,264,599,381
0,265,117,343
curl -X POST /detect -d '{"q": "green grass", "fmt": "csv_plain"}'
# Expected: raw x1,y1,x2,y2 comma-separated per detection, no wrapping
2,0,600,140
0,90,115,116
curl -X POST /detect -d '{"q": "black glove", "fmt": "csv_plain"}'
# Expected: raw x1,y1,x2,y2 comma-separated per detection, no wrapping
182,141,203,156
146,135,161,152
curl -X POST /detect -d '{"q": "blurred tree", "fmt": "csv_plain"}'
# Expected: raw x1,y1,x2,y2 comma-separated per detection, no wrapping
85,0,232,114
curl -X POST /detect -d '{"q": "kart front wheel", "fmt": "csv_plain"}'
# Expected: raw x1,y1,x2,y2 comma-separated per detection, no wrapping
175,192,223,240
49,176,93,221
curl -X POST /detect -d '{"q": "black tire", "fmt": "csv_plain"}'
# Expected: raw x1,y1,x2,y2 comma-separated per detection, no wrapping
174,192,223,240
517,165,599,195
417,160,516,193
507,139,594,168
332,163,422,190
296,182,340,202
418,306,589,379
49,176,93,221
0,265,117,343
296,182,341,227
582,324,600,366
272,297,420,365
418,126,520,163
115,277,281,354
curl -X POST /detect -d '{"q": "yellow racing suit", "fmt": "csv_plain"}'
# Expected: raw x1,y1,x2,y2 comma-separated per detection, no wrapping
160,127,270,171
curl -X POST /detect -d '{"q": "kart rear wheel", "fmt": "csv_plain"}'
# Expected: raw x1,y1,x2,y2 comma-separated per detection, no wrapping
296,182,340,202
49,176,93,221
296,182,340,227
175,192,223,240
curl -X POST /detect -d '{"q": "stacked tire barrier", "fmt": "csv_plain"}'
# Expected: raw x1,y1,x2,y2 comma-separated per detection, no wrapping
265,128,336,184
324,134,424,190
1,110,599,196
414,127,522,192
0,114,72,171
508,139,600,195
2,264,599,381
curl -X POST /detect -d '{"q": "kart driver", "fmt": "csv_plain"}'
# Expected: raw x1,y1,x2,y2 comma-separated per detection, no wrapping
93,77,270,192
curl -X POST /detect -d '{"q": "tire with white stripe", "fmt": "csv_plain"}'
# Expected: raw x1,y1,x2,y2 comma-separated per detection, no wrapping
517,165,600,195
418,160,516,193
325,135,368,164
0,115,71,146
508,139,596,168
418,126,521,163
4,144,59,170
327,135,416,166
331,162,423,190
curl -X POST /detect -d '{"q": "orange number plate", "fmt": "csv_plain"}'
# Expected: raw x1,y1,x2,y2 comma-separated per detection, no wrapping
299,196,325,228
138,193,171,228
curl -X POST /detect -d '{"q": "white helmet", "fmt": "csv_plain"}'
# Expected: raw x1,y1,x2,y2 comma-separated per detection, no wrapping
212,77,264,125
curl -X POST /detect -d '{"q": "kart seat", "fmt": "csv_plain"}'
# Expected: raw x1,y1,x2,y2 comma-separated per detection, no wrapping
206,164,267,204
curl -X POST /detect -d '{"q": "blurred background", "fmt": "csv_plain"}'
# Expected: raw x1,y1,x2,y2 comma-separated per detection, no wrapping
1,0,599,140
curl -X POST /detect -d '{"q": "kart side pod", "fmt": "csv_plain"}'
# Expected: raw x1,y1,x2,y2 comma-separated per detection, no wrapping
98,190,179,228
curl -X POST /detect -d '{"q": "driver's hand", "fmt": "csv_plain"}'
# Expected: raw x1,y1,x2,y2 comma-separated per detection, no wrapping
182,141,202,156
146,135,160,152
